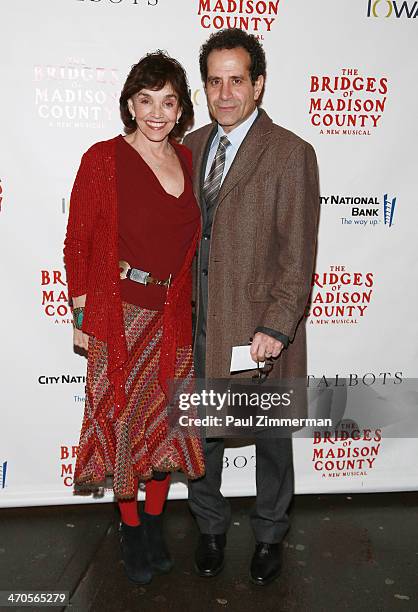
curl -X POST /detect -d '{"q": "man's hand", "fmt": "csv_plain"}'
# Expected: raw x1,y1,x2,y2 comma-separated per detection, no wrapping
250,332,283,363
73,327,89,351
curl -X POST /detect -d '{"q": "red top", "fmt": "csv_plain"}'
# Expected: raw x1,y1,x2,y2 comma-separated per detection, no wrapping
116,135,200,311
64,137,200,414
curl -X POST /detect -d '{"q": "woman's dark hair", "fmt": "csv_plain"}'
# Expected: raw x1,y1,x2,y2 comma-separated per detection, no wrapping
199,28,266,84
120,51,194,139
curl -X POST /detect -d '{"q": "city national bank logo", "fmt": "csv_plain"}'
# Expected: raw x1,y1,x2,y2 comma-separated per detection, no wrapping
312,423,382,479
307,266,374,325
34,57,120,129
309,68,388,136
38,374,86,385
0,461,8,489
384,194,396,227
41,269,72,324
321,193,397,228
197,0,281,36
367,0,418,17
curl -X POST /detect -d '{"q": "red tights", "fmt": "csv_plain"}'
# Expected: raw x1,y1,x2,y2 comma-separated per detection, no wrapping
118,474,171,527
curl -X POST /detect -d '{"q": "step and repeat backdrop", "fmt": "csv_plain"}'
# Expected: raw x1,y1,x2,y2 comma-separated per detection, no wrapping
1,0,417,507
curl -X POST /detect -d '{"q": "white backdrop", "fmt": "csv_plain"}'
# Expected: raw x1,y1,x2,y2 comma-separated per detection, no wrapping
1,0,417,507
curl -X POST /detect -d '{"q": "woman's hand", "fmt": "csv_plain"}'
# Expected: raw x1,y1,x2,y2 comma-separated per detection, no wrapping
73,327,89,351
72,294,88,350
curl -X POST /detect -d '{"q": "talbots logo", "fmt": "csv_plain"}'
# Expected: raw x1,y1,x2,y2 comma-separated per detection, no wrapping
197,0,281,37
321,193,398,228
367,0,418,18
0,461,8,489
309,68,389,136
307,266,374,325
76,0,159,5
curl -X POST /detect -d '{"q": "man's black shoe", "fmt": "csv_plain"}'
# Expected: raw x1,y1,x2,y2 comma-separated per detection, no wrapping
194,533,226,577
249,542,282,586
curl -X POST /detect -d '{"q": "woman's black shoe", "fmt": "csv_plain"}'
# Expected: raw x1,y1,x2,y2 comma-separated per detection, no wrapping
119,522,153,584
141,511,174,574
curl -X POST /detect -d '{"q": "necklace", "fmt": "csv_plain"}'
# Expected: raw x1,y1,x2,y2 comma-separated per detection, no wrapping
136,142,174,170
145,157,164,170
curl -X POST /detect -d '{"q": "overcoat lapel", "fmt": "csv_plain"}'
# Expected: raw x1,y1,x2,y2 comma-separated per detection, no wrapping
189,123,216,222
217,110,273,205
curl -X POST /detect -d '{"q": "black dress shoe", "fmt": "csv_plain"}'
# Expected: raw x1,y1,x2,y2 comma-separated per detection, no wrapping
249,542,282,586
119,522,153,585
194,533,226,577
141,511,174,574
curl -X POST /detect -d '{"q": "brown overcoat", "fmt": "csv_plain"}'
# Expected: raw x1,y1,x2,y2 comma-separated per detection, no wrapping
184,110,319,415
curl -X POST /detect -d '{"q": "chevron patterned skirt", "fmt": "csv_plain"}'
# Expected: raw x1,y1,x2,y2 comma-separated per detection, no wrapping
74,302,205,499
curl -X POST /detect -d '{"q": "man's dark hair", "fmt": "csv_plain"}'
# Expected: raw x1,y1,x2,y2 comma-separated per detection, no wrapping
120,50,194,139
199,28,267,84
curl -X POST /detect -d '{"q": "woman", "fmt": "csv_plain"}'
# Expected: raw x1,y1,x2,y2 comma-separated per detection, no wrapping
64,52,205,585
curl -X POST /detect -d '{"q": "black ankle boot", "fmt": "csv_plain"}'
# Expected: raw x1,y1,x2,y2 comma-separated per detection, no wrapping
141,511,174,574
119,522,153,584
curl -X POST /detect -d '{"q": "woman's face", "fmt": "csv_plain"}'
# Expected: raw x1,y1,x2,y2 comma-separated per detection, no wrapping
128,82,182,142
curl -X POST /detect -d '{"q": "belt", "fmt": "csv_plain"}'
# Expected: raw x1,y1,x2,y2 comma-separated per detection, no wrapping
119,260,172,288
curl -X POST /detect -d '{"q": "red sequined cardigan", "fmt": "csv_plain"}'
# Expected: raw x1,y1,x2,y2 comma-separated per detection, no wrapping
64,137,200,418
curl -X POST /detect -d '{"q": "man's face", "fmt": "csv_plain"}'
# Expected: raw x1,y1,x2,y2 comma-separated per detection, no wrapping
205,47,264,133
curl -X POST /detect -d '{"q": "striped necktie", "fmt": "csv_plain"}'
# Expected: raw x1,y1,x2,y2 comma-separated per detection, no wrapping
203,135,231,208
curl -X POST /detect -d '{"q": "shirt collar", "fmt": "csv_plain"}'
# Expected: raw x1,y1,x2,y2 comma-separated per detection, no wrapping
211,107,259,151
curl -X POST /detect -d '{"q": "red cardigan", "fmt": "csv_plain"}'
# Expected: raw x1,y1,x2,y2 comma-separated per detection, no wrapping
64,137,200,417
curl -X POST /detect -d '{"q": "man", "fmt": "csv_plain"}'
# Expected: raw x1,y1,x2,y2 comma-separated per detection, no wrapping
184,28,319,586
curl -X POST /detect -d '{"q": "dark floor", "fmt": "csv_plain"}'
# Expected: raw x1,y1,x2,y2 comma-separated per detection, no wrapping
0,493,417,612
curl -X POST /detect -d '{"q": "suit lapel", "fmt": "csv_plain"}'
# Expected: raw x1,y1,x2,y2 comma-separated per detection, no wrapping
217,110,273,205
195,123,217,225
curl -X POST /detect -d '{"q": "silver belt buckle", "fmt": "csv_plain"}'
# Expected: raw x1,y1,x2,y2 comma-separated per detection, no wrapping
119,260,150,284
129,267,150,285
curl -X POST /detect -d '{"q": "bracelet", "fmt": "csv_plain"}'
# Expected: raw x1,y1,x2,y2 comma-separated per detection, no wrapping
73,307,84,330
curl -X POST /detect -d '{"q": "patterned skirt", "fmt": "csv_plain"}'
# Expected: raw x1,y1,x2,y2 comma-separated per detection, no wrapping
74,302,205,499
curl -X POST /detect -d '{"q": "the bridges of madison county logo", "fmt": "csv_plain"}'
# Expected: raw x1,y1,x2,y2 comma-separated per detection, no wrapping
0,461,8,489
307,266,374,325
41,269,72,324
34,57,120,129
312,422,382,480
60,445,78,488
321,193,397,228
197,0,281,36
367,0,418,17
309,68,388,136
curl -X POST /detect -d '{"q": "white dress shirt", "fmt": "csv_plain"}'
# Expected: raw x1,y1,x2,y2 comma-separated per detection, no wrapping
204,108,259,184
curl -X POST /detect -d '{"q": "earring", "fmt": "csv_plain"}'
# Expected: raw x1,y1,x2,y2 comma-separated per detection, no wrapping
131,114,136,121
